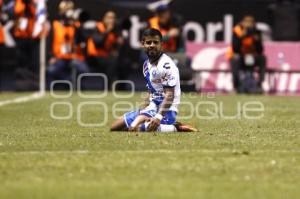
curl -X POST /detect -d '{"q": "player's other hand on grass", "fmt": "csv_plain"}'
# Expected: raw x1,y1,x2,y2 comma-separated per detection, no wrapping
147,118,160,132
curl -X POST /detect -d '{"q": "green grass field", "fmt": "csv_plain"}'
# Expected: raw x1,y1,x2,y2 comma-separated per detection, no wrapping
0,92,299,199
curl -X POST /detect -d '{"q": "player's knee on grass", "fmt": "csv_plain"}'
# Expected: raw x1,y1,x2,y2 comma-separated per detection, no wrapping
110,117,127,131
138,122,177,132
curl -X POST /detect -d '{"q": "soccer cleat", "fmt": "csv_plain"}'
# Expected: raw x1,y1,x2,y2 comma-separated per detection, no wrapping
174,122,198,132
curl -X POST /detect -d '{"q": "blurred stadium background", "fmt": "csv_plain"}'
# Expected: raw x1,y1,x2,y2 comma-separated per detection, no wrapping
0,0,299,93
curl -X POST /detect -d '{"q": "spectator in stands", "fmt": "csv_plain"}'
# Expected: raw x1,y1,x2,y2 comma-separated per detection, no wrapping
13,0,45,90
227,15,266,93
0,0,7,64
147,0,184,53
268,0,300,41
86,10,123,88
47,0,89,85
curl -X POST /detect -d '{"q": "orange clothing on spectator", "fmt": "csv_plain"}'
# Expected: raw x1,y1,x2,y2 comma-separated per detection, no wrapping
52,20,84,61
227,25,257,59
149,16,177,52
0,0,4,44
14,0,36,39
87,22,118,57
0,25,4,44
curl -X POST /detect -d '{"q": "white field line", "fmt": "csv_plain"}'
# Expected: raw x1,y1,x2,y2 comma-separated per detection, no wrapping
0,149,299,155
0,92,45,107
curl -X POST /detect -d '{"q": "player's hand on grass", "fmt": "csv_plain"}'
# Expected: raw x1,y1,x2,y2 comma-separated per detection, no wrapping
128,126,139,132
147,118,160,132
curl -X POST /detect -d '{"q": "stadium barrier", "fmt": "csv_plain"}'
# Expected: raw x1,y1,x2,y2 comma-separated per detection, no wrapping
187,42,300,94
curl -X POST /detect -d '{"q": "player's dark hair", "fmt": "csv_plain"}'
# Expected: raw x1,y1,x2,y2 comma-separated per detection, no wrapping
141,28,162,41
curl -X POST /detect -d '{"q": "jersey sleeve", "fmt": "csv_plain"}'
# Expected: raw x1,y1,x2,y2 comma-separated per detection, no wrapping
161,62,177,88
142,60,148,77
143,60,151,91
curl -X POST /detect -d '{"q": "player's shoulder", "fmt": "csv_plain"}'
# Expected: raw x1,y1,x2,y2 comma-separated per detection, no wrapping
157,53,177,70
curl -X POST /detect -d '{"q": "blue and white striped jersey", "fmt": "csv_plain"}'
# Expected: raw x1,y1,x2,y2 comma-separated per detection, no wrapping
143,53,181,112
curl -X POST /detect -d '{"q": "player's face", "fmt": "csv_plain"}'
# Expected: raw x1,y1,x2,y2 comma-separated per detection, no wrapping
142,35,162,59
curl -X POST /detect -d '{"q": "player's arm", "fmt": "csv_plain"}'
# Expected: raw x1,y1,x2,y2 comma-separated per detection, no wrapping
158,87,175,116
147,87,174,131
158,64,177,116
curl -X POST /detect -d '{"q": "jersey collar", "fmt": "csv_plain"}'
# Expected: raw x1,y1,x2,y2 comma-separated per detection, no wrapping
149,52,163,65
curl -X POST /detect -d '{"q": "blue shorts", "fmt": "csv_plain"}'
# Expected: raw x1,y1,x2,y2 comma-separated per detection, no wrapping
123,110,177,128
